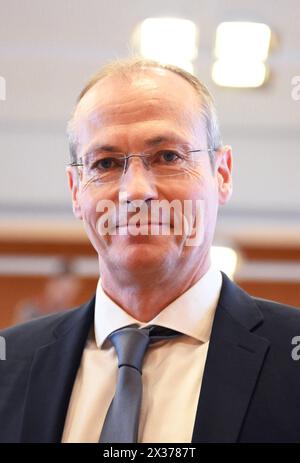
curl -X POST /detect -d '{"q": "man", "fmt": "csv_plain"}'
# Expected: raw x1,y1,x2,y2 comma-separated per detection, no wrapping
1,58,300,443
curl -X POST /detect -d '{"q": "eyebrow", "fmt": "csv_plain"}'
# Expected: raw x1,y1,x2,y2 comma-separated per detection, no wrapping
82,133,191,157
144,135,190,148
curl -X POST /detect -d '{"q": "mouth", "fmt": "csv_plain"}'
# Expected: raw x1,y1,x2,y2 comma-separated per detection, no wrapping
116,222,173,228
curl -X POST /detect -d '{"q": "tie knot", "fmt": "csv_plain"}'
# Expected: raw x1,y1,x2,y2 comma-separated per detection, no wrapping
108,325,182,373
109,326,150,372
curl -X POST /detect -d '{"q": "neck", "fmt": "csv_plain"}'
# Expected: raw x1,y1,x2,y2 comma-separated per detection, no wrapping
99,255,211,322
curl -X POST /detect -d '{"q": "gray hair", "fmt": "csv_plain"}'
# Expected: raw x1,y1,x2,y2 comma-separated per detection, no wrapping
67,57,222,170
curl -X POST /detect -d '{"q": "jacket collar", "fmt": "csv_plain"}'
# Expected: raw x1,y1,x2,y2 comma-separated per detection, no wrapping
192,272,270,442
20,273,270,443
20,297,95,443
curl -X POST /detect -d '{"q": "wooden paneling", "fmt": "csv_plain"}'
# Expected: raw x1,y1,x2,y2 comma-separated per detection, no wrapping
236,279,300,309
0,275,97,329
238,245,300,262
0,236,299,328
0,239,96,257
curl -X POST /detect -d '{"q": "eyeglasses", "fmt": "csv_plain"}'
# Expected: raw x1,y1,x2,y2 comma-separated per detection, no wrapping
69,147,215,185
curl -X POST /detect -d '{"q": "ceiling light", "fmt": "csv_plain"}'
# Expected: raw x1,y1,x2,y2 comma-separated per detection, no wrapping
212,21,271,87
132,18,198,73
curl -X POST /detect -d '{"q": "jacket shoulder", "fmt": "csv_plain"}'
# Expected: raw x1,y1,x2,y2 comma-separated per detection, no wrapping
0,305,84,359
251,296,300,346
254,296,300,324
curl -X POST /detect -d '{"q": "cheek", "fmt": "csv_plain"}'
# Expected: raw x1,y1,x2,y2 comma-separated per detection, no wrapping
158,175,216,236
79,192,111,252
78,188,104,233
181,174,218,233
169,169,216,204
78,186,121,249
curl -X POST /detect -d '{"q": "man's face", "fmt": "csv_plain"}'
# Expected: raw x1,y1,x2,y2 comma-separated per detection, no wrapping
67,69,232,280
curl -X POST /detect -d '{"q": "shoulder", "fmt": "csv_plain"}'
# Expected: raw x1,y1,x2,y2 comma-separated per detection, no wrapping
250,297,300,349
254,296,300,328
0,304,88,360
219,272,300,331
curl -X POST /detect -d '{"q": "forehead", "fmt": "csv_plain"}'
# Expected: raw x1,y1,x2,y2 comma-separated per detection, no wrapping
73,68,206,148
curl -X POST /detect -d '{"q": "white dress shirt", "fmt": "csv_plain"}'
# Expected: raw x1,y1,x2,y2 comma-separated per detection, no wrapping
61,266,222,443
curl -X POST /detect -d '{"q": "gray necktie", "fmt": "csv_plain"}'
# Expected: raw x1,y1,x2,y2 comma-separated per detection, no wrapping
99,324,182,443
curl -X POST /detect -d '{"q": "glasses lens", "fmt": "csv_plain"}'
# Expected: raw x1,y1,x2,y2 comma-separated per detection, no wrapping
82,153,125,183
149,149,197,177
79,148,206,184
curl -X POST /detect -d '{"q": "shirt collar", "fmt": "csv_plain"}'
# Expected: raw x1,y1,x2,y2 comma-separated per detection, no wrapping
94,265,223,348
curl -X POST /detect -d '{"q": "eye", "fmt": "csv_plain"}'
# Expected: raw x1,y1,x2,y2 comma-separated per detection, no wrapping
92,157,120,170
158,150,182,163
98,158,114,169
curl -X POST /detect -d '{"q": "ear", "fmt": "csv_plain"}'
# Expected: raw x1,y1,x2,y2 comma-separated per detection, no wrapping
66,166,83,220
215,145,233,205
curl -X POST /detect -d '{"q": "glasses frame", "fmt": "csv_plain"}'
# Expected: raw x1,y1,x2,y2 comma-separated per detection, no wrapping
68,148,217,183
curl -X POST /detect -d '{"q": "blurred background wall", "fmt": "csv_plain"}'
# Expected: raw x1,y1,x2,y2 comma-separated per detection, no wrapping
0,0,299,327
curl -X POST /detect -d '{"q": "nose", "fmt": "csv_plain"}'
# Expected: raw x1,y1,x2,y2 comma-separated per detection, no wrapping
120,156,158,204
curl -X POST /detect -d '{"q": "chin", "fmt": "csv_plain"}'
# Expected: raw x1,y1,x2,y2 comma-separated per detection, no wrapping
111,241,173,271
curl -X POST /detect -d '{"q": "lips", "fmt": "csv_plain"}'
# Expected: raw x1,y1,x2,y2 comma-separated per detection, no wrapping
116,222,173,228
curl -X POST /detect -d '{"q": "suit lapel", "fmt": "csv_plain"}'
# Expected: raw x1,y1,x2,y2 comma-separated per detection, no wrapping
20,297,95,443
19,274,270,443
192,273,270,443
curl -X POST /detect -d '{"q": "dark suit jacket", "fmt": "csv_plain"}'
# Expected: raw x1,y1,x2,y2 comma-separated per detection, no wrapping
1,272,300,443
